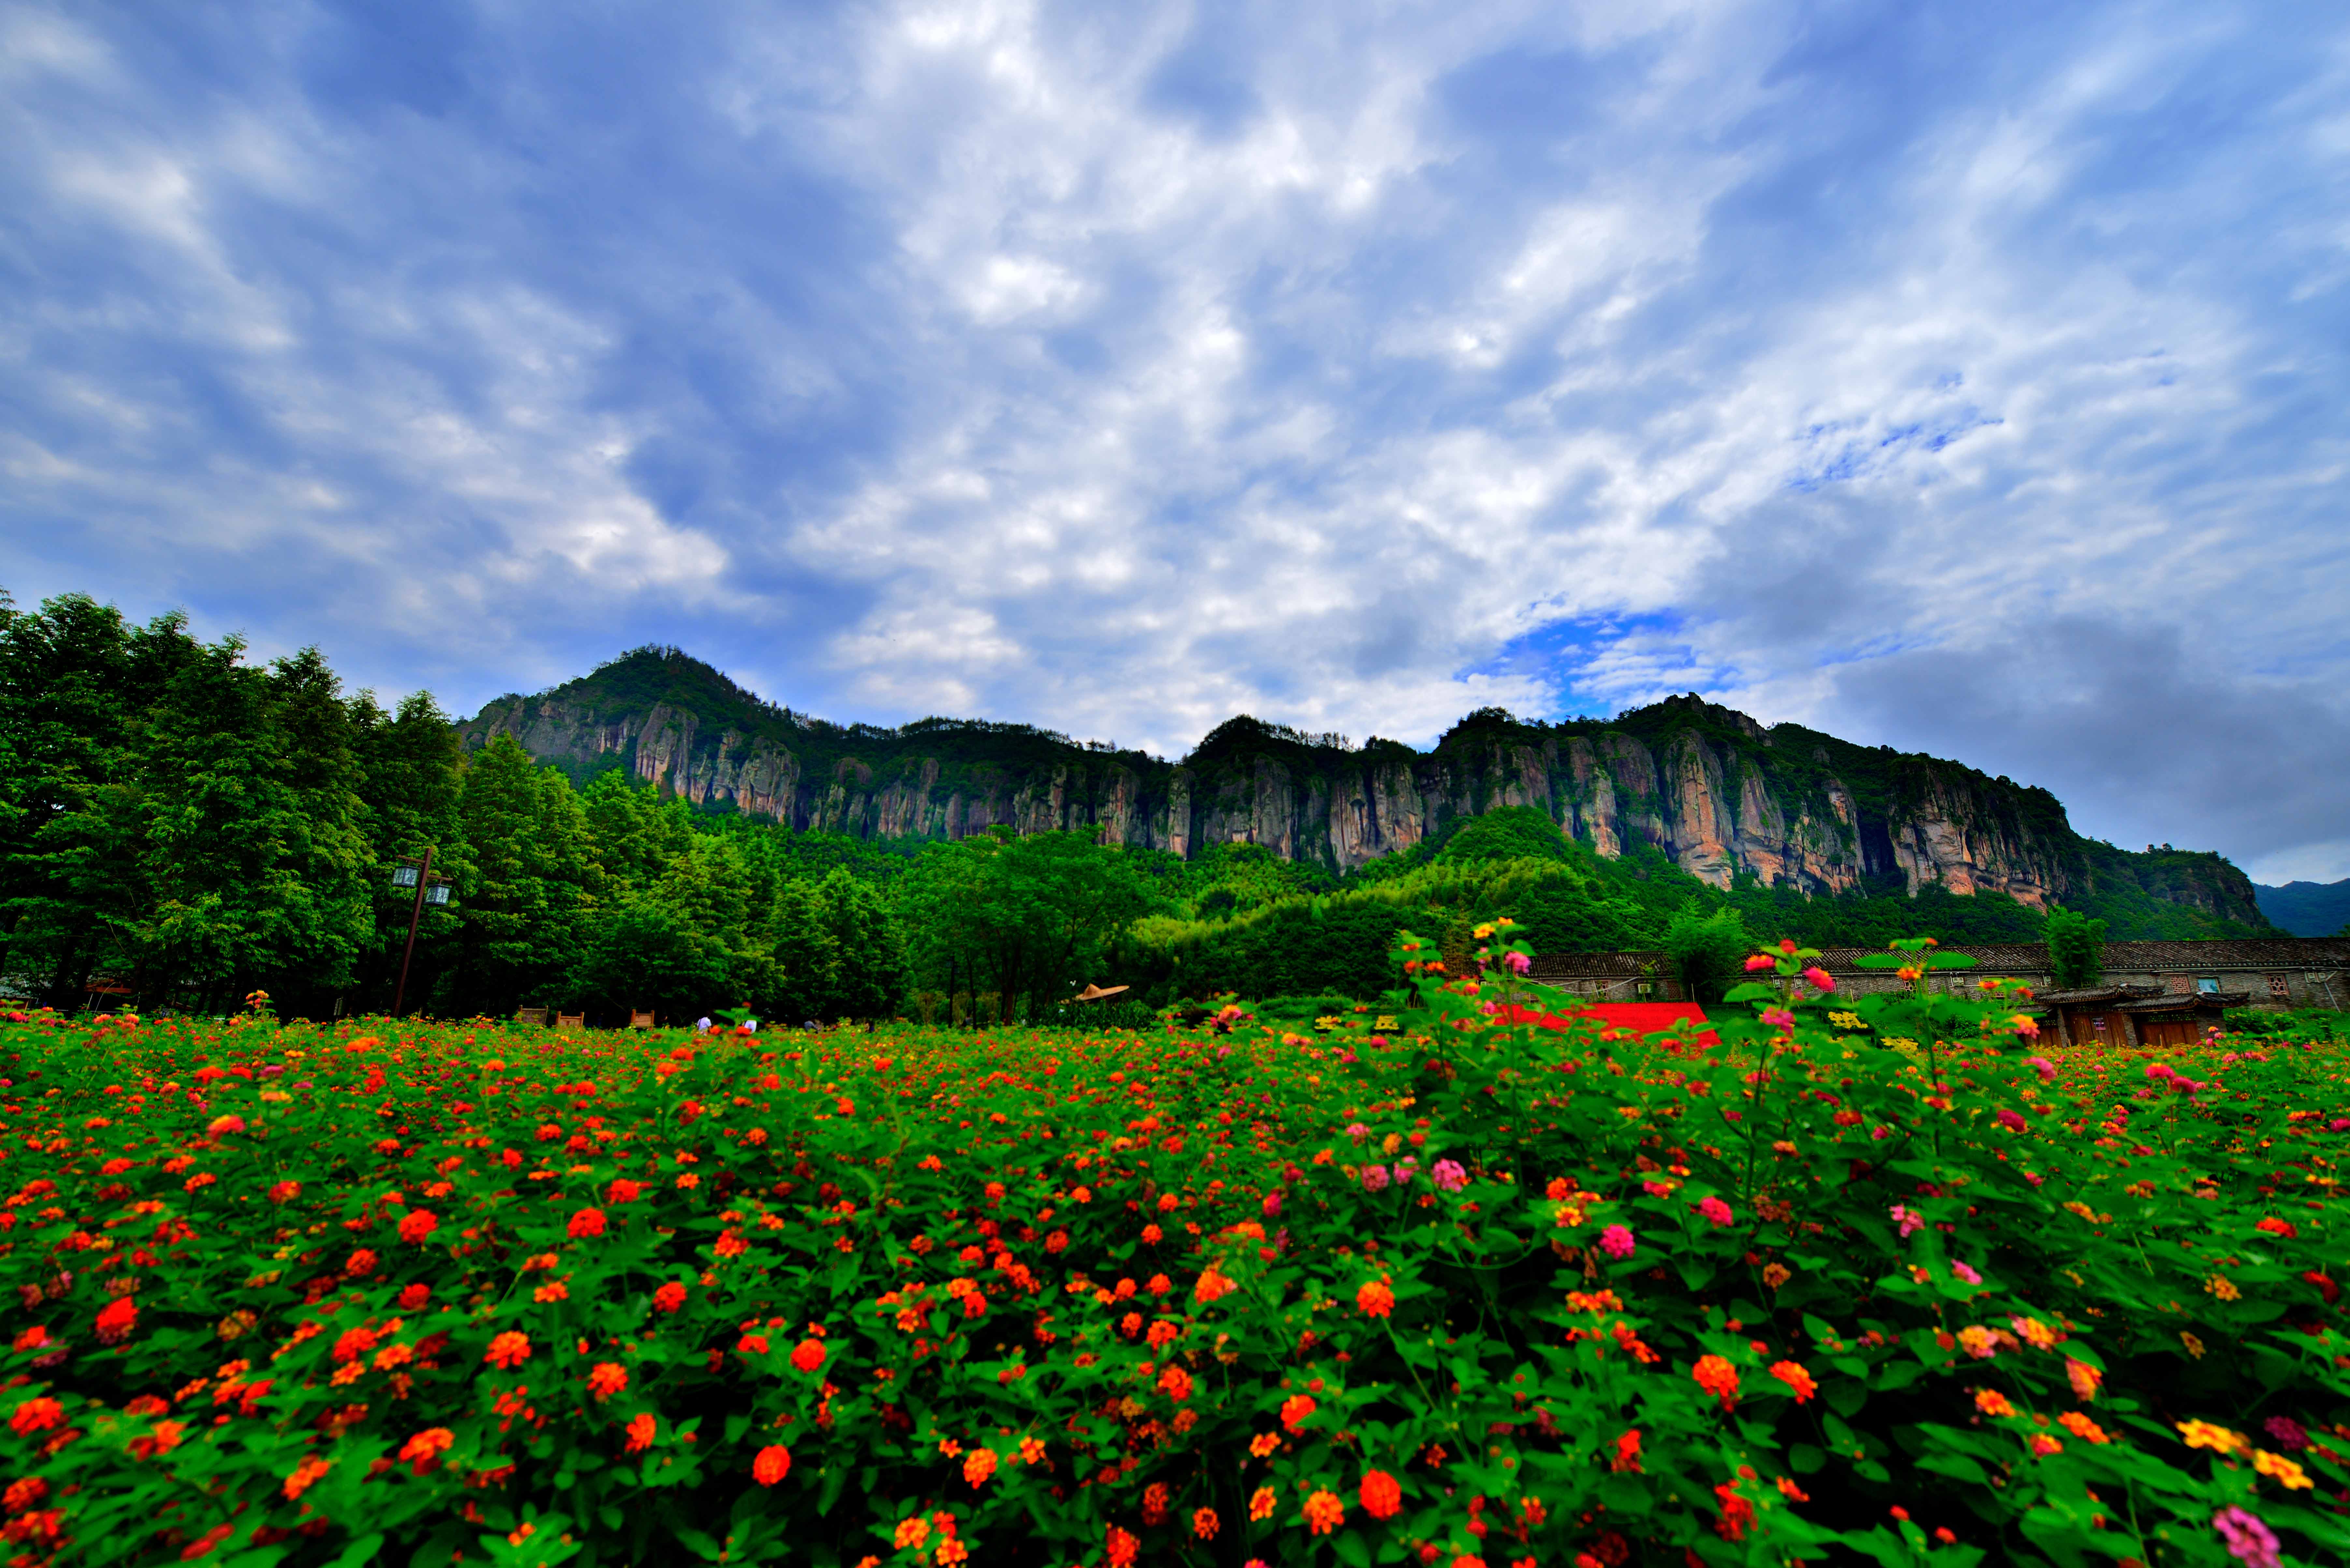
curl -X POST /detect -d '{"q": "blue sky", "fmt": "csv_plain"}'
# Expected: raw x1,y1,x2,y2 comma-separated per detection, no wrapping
4,0,2348,882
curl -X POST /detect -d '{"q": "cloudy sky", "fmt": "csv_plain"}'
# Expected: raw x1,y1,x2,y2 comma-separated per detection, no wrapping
4,0,2347,881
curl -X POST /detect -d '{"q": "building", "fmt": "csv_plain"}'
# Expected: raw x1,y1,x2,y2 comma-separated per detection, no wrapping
1527,938,2349,1011
2031,984,2248,1049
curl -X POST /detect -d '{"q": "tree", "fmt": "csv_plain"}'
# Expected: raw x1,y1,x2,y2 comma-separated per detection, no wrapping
1664,903,1750,1004
2046,906,2108,989
443,736,600,1015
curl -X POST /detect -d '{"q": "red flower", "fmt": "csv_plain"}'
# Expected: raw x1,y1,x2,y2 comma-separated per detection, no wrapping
568,1208,607,1239
397,1210,438,1244
1279,1393,1316,1433
1360,1470,1403,1520
1768,1361,1817,1403
587,1363,628,1401
1356,1279,1395,1318
753,1445,792,1486
624,1413,656,1452
607,1178,642,1204
267,1181,300,1203
484,1331,531,1370
8,1397,62,1436
345,1248,377,1277
398,1429,455,1462
95,1297,137,1344
790,1339,826,1374
1693,1355,1740,1408
653,1282,688,1313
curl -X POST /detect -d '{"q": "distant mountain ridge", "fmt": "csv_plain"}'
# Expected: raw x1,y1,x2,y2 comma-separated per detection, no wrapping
2256,879,2350,937
458,646,2271,932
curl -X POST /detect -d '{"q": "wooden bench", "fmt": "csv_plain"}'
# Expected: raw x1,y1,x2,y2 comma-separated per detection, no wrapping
514,1007,547,1027
555,1012,585,1030
627,1010,655,1029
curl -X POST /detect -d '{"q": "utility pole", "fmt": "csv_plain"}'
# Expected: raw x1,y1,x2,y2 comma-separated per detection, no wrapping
390,848,451,1019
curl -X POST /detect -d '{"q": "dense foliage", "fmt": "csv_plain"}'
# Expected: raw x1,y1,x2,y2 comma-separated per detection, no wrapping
1,931,2346,1566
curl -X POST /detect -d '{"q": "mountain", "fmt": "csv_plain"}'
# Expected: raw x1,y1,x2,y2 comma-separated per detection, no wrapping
459,647,2272,931
2256,879,2350,937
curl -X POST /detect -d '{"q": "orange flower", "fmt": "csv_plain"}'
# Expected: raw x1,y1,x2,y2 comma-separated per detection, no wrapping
2057,1411,2110,1445
790,1339,826,1374
1249,1486,1276,1521
1249,1432,1281,1458
1693,1355,1740,1408
283,1456,331,1500
587,1362,628,1401
624,1413,656,1452
753,1444,792,1486
1975,1389,2016,1418
1768,1361,1816,1403
653,1282,687,1313
1193,1266,1238,1304
1303,1489,1345,1535
398,1429,455,1462
398,1210,438,1244
1192,1508,1218,1540
963,1448,998,1488
1356,1279,1395,1318
2066,1359,2102,1403
484,1331,531,1370
1158,1365,1193,1402
2028,1433,2062,1457
894,1517,931,1550
568,1207,607,1239
1360,1470,1403,1520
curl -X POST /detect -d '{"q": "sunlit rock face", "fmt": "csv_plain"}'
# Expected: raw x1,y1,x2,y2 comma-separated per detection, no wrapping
459,652,2266,925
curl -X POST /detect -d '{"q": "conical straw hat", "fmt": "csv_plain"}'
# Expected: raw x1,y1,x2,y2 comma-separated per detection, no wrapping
1072,983,1130,1002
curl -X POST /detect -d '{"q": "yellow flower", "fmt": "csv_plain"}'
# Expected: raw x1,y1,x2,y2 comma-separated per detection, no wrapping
2254,1449,2314,1490
2205,1275,2242,1302
2177,1419,2246,1454
2179,1331,2206,1359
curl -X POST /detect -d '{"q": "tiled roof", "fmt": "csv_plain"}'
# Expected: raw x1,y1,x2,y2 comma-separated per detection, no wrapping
1530,937,2350,980
2028,985,2164,1005
2122,991,2251,1012
1525,951,1669,980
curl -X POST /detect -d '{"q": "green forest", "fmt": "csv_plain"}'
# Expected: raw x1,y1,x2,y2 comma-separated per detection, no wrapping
0,592,2273,1025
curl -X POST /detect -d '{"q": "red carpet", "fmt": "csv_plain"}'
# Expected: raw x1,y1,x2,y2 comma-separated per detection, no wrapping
1499,1001,1717,1047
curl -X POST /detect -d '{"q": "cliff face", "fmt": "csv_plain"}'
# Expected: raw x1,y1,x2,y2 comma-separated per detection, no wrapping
458,651,2269,928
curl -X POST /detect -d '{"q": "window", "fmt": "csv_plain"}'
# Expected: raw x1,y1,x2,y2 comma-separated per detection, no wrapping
2196,977,2220,995
2269,974,2291,1000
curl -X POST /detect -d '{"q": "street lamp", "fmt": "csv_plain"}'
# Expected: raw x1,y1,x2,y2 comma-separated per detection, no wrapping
390,849,454,1018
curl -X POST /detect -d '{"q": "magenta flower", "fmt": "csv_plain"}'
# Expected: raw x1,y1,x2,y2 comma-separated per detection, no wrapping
1951,1261,1982,1284
1995,1109,2028,1133
1598,1224,1636,1259
1760,1008,1795,1029
2263,1415,2307,1451
1431,1159,1468,1193
1261,1192,1283,1220
1503,951,1532,975
1891,1204,1925,1239
1345,1122,1369,1142
1695,1196,1733,1228
2214,1506,2282,1568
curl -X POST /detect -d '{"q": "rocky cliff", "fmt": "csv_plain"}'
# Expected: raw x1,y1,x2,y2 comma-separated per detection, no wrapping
458,649,2270,928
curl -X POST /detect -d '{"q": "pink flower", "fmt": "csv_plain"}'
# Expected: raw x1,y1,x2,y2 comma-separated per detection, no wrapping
1743,955,1776,972
1262,1192,1283,1219
1598,1224,1636,1259
1431,1159,1468,1193
2023,1057,2056,1083
1760,1008,1795,1029
1802,966,1834,993
1951,1261,1982,1284
1695,1196,1733,1228
1361,1165,1390,1193
1995,1109,2028,1133
1503,951,1532,975
1891,1205,1925,1239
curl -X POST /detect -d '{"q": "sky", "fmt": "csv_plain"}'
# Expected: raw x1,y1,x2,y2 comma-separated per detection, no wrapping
4,0,2348,884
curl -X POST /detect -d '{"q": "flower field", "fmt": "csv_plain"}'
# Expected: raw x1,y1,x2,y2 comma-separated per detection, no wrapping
2,931,2347,1568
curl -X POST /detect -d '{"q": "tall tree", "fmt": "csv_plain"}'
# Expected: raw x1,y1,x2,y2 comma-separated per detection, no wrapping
443,736,600,1015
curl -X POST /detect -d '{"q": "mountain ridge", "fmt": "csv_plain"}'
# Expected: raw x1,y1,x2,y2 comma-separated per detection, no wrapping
2256,879,2350,937
457,646,2271,933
